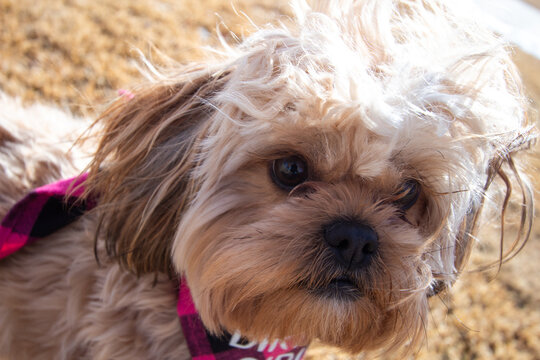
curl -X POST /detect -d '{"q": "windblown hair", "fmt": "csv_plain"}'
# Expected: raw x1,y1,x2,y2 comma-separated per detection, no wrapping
80,0,535,355
85,65,231,274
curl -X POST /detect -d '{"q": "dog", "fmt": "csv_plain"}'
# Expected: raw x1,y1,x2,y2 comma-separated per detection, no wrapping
0,0,535,358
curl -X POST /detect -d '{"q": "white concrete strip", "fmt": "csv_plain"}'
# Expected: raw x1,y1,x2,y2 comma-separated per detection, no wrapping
471,0,540,59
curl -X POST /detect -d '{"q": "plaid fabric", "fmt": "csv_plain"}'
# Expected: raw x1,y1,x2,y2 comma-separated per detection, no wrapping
0,175,91,258
0,176,308,360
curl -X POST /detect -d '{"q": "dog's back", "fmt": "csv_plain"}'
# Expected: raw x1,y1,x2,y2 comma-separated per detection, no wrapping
0,95,86,215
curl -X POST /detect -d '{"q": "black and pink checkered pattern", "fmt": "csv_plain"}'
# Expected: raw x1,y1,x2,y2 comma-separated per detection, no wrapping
0,175,91,258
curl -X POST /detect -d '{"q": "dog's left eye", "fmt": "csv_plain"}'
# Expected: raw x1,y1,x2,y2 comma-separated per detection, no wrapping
393,179,421,211
271,156,308,190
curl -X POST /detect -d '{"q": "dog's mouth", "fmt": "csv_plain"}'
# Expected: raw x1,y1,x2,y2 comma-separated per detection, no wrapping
309,275,363,301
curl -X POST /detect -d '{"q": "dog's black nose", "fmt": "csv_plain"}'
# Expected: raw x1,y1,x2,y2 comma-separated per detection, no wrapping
323,221,379,270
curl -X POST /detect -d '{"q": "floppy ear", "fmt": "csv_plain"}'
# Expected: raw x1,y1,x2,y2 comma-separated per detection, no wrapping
85,65,229,275
454,133,535,275
429,131,535,298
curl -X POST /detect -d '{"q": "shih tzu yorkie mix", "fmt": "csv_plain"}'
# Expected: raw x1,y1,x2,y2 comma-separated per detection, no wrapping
0,0,535,359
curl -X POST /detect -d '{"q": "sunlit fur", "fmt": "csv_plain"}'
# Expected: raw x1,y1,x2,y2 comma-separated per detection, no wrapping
0,0,535,358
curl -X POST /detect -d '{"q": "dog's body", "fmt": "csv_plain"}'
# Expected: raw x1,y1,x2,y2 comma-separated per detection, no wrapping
0,217,186,360
0,99,188,359
0,0,535,359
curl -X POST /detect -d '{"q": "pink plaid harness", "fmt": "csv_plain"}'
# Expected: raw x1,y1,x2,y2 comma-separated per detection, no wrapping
0,175,307,360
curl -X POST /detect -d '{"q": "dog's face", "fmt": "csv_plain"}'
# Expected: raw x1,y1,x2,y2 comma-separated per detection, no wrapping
85,0,534,355
175,98,438,352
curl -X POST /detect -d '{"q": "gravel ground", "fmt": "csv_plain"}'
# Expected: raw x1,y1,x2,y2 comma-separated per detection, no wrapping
1,0,539,358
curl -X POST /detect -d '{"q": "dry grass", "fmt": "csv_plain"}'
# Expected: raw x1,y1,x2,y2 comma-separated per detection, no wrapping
1,0,539,358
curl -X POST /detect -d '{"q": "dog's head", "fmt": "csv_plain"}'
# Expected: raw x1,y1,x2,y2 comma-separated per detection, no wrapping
85,0,535,354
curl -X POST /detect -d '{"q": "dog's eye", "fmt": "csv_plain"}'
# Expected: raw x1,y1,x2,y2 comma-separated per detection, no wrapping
271,156,308,190
394,179,421,211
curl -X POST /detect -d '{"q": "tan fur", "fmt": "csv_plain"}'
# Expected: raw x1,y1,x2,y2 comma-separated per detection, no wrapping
0,0,535,358
0,219,187,360
0,96,188,360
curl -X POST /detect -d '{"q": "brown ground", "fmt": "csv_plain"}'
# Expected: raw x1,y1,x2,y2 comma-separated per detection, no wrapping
1,0,539,359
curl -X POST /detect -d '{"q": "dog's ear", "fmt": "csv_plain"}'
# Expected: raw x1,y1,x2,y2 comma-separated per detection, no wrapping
430,131,535,298
85,65,229,275
454,133,535,276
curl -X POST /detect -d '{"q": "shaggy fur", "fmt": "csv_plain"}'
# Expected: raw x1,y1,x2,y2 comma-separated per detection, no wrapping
0,0,535,358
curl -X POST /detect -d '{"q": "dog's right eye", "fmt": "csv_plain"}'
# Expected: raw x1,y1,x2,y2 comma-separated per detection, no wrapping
271,156,308,190
393,179,421,212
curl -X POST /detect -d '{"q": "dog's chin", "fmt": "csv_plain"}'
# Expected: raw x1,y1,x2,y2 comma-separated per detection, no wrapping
191,276,428,354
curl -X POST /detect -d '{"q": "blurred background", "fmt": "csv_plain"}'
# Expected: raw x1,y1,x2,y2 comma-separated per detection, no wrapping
0,0,538,358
